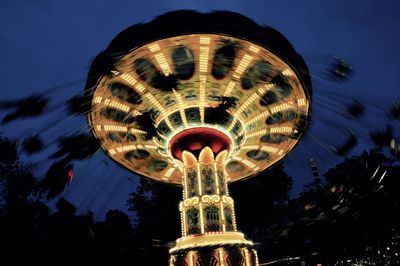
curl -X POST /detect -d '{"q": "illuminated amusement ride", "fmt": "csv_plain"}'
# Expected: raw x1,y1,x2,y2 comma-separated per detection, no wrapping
85,11,312,266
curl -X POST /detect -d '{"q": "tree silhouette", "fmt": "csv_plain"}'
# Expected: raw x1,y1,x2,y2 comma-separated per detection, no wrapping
2,131,400,265
0,136,49,261
127,178,181,265
93,209,134,262
230,163,297,262
291,149,400,263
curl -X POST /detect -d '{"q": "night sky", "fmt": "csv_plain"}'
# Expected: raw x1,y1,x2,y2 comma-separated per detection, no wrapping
1,0,399,220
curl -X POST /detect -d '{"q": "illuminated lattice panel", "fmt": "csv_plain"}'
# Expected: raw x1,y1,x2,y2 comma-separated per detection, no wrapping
88,34,311,184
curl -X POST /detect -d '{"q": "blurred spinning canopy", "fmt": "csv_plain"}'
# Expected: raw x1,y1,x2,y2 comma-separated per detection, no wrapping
85,11,312,184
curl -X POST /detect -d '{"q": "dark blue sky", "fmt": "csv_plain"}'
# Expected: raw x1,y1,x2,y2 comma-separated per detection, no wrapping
1,1,399,220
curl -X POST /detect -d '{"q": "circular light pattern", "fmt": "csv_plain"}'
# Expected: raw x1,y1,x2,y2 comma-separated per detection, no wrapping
87,33,311,184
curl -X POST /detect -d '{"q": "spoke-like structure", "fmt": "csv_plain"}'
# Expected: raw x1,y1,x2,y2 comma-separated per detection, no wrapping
85,11,312,266
88,34,310,184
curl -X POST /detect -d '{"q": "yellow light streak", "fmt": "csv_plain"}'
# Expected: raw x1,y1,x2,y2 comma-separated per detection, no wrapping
260,146,279,153
148,43,160,52
199,36,211,44
189,251,194,266
170,232,253,253
254,250,260,266
240,145,260,150
270,103,293,114
249,45,260,53
107,100,130,112
182,206,187,237
232,156,257,169
259,84,274,94
119,73,141,91
223,81,236,96
152,138,165,149
282,68,293,76
113,144,157,154
157,132,168,141
199,75,206,124
94,96,102,104
144,144,158,149
220,201,225,232
117,73,146,93
115,145,136,153
231,204,238,231
164,167,175,178
297,98,306,106
233,54,253,79
245,110,270,127
246,129,268,139
256,85,269,96
244,248,251,266
219,248,225,266
103,125,127,132
154,52,172,76
241,145,279,153
196,162,203,195
241,159,257,168
129,128,147,134
183,167,188,199
199,46,209,73
214,163,220,195
224,171,230,196
269,126,293,134
135,83,146,92
199,201,205,234
130,110,142,116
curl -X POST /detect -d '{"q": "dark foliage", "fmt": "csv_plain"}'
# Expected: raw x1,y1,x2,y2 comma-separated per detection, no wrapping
230,163,294,261
1,133,400,264
344,99,365,119
387,101,400,120
127,178,181,265
293,149,400,264
22,135,44,155
328,56,353,81
66,95,92,115
51,134,99,160
370,125,393,147
0,95,48,124
39,159,73,200
335,129,357,156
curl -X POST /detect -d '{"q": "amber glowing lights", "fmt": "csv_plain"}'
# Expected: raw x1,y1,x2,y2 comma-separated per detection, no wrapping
170,147,257,263
85,11,312,266
88,34,310,185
